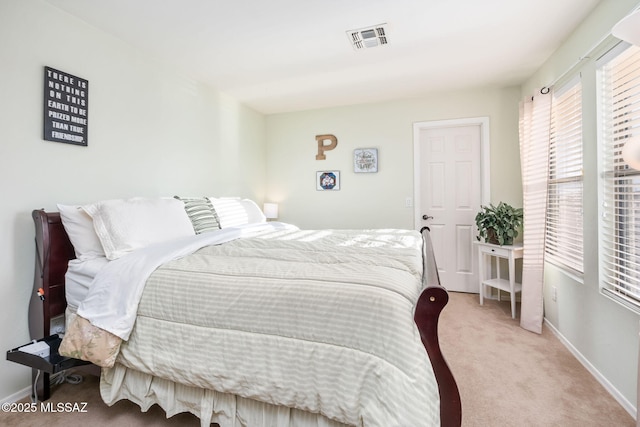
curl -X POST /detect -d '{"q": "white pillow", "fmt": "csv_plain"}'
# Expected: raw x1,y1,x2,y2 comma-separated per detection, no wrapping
208,198,266,228
57,204,106,260
83,197,195,260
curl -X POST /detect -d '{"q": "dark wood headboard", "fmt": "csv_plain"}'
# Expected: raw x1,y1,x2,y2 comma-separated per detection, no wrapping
29,210,75,339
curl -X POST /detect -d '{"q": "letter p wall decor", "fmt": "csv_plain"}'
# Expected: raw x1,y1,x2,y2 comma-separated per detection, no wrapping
315,134,338,160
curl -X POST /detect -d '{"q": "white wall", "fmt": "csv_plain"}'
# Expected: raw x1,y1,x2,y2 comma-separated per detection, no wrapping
521,0,640,415
265,87,522,230
0,0,265,401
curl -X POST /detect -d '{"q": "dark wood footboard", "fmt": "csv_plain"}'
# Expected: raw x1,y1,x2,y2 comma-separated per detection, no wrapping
416,227,462,427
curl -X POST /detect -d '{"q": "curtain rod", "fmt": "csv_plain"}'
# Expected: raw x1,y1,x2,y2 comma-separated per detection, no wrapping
537,2,640,96
540,31,614,95
539,3,640,94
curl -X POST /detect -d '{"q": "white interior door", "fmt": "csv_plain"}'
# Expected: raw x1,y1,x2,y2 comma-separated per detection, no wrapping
414,119,488,293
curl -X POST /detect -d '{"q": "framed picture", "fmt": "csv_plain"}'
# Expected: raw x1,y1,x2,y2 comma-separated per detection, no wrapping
316,171,340,191
354,148,378,173
43,66,89,146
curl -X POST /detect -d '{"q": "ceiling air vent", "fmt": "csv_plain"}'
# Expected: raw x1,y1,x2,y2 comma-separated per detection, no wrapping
347,24,388,50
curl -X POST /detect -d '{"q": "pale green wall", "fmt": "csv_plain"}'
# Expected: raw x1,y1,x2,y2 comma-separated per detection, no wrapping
522,0,640,414
0,0,265,401
265,87,522,230
4,0,635,416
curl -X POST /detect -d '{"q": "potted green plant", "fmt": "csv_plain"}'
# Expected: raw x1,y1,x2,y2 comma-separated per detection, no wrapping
474,202,524,246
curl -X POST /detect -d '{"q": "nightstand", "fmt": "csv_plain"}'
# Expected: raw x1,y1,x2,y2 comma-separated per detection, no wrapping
6,334,90,401
474,241,524,319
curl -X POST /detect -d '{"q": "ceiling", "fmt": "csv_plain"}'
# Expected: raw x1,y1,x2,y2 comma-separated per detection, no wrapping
45,0,602,114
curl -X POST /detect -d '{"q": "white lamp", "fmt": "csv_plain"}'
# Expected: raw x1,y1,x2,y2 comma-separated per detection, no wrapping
612,8,640,47
263,203,279,220
622,137,640,170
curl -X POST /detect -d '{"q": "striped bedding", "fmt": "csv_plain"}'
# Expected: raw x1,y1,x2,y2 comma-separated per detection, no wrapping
67,227,441,426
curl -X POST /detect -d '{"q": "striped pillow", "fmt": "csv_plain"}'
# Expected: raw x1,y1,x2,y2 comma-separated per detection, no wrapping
174,196,221,234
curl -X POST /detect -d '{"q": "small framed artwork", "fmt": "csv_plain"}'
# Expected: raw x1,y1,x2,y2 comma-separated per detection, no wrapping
354,148,378,173
43,66,89,146
316,171,340,191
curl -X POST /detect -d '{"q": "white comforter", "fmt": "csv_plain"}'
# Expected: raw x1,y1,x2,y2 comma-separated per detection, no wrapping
71,225,441,426
77,222,296,340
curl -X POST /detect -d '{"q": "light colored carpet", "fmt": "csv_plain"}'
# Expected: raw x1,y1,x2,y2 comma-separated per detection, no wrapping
440,292,634,427
0,292,634,426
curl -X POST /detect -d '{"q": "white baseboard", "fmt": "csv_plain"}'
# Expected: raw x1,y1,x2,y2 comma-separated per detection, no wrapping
0,385,31,405
544,318,637,420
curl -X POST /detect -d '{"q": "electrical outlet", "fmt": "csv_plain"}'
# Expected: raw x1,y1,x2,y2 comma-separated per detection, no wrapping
51,324,65,335
552,286,557,302
50,316,65,335
405,197,413,208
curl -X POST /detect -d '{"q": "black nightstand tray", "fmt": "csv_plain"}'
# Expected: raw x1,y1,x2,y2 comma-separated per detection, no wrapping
7,334,89,373
7,335,90,401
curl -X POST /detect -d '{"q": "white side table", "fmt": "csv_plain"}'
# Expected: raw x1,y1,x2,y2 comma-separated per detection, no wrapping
474,241,524,319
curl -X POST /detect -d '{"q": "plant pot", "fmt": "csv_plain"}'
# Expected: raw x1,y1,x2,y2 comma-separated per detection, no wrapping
486,228,513,246
487,228,500,245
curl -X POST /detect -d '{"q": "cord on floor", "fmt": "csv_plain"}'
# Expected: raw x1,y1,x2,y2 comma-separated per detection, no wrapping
31,371,84,404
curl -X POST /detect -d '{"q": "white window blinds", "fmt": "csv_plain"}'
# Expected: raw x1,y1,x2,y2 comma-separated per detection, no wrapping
598,44,640,310
546,79,583,274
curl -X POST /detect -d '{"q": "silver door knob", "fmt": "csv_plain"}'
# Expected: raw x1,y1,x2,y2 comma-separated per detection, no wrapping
422,215,433,220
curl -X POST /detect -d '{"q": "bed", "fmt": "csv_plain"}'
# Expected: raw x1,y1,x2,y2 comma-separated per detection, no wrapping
30,197,461,427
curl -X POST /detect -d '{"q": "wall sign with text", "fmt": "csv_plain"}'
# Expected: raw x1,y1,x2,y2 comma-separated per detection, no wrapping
43,66,88,146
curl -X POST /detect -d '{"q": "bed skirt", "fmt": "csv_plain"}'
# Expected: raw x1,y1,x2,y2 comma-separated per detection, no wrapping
63,308,348,427
100,363,351,427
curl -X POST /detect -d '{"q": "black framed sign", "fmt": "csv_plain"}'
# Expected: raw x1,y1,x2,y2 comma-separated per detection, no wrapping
43,66,88,146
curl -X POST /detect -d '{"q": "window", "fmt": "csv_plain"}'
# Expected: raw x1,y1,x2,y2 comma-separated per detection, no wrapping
598,43,640,310
546,78,583,274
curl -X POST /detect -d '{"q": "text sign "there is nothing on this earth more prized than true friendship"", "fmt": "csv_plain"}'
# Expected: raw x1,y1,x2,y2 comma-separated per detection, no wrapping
43,66,88,146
